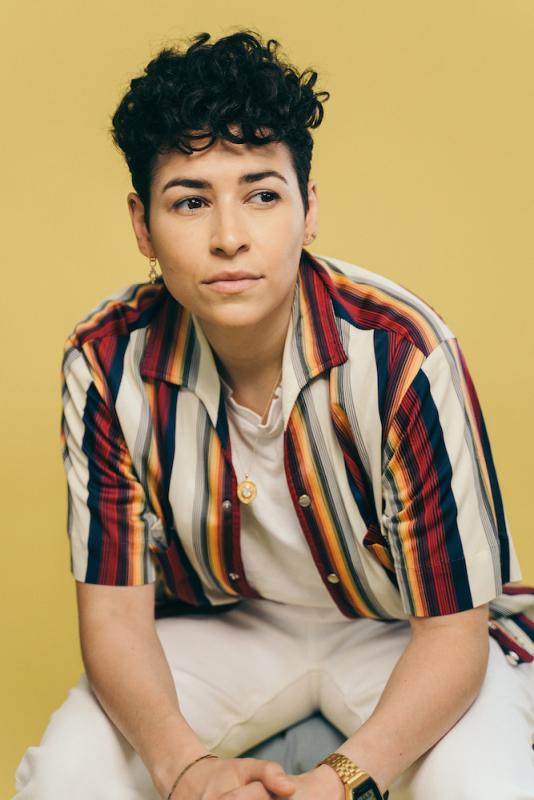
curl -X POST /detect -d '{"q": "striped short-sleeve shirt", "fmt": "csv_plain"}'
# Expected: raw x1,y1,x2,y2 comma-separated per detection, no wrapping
60,249,534,663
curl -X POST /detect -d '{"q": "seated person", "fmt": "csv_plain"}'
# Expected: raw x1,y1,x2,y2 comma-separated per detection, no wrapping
14,27,534,800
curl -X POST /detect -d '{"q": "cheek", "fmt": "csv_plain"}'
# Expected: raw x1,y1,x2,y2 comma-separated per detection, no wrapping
160,272,201,313
263,210,304,241
152,229,197,278
160,266,197,300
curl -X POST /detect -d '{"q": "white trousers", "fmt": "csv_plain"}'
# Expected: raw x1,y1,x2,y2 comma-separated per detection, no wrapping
13,598,534,799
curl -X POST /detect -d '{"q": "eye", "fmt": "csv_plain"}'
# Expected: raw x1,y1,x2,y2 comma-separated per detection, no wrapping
172,190,280,213
172,197,206,212
250,190,279,205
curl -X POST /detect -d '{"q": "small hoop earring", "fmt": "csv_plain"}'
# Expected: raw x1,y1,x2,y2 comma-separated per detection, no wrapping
148,256,159,283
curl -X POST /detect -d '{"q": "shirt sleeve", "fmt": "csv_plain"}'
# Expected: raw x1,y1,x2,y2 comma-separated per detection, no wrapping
381,337,522,617
60,340,159,585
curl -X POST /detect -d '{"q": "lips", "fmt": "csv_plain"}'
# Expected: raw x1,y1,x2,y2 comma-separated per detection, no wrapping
204,270,260,284
203,270,263,295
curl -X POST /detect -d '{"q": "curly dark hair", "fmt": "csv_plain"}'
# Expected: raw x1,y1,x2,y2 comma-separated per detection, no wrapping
111,28,330,227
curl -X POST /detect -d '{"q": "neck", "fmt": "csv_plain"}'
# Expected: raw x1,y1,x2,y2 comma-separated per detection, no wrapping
197,290,294,411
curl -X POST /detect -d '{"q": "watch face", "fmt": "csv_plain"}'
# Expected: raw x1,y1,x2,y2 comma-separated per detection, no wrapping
350,778,382,799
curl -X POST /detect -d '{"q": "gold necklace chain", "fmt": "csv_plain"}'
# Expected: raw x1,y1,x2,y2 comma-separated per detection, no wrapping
235,368,283,504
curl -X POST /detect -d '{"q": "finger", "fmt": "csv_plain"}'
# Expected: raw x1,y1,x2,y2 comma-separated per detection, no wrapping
220,779,272,799
240,759,296,796
260,761,296,795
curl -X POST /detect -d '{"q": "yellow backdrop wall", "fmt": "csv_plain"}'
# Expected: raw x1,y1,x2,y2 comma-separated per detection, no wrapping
2,1,533,794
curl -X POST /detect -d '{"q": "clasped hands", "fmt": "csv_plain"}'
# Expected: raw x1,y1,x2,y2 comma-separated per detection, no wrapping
170,756,345,800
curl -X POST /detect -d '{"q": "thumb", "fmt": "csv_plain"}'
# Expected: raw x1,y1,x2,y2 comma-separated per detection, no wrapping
241,759,295,795
260,761,296,795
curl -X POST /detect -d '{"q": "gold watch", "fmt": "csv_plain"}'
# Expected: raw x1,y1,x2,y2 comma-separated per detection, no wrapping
316,752,389,800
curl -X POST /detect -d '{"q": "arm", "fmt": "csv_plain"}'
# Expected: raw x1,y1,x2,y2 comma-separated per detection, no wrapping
64,343,296,798
279,603,490,798
287,339,509,797
76,580,209,797
77,581,296,800
331,602,490,794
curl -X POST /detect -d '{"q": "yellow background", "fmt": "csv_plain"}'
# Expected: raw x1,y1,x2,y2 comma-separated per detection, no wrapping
2,0,533,794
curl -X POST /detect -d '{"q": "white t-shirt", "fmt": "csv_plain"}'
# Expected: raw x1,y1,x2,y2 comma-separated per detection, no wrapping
222,377,345,614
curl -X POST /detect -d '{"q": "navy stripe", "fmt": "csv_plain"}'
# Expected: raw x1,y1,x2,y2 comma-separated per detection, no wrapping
373,329,389,428
82,385,101,582
476,404,510,583
215,388,231,453
415,370,473,611
156,384,179,530
156,384,208,604
107,337,128,404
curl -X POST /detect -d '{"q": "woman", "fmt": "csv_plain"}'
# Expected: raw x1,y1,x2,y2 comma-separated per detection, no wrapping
14,27,534,800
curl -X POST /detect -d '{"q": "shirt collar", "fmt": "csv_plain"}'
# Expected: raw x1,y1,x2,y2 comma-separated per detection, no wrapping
140,248,348,426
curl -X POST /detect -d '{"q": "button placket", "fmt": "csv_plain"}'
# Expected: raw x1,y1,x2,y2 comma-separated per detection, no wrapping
223,455,248,593
291,485,343,591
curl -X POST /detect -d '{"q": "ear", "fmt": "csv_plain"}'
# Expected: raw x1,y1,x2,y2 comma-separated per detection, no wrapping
127,192,156,258
304,178,319,240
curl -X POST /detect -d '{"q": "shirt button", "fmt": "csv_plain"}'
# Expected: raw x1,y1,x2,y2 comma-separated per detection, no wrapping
298,494,311,507
229,572,240,580
222,500,232,511
327,573,340,584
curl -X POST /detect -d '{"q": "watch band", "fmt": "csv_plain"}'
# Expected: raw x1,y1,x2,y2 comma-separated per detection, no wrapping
316,752,389,799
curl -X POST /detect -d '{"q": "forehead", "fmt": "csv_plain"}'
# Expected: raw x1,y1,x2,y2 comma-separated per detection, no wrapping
151,134,295,189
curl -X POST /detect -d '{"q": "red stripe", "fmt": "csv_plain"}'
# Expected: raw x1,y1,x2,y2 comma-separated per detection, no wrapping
503,584,534,596
516,613,534,631
489,624,534,663
394,387,458,614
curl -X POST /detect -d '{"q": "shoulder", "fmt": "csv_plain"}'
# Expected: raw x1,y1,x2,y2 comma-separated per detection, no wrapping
64,278,167,350
312,253,455,357
61,279,171,404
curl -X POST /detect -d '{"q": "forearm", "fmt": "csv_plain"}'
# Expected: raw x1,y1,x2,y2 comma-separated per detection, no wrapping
333,624,489,795
80,614,208,798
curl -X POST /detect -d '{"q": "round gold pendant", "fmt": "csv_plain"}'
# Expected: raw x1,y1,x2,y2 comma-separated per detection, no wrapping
237,479,257,504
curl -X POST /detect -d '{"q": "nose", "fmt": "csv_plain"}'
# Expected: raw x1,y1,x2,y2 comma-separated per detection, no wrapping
210,205,250,256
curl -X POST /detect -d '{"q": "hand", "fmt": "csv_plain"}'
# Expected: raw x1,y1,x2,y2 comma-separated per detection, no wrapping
172,755,296,800
270,765,345,800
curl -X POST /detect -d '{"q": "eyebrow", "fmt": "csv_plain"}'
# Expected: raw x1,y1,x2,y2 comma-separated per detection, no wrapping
161,170,288,193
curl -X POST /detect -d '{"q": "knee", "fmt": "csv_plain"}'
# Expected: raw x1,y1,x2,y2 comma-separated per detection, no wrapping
12,677,139,799
409,776,533,800
14,743,84,798
398,753,534,800
14,734,157,799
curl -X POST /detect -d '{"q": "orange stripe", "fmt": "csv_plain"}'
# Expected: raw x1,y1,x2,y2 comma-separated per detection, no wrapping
168,311,194,385
206,432,238,596
123,452,148,585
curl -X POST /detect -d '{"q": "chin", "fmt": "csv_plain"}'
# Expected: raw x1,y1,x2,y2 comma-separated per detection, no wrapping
207,303,270,329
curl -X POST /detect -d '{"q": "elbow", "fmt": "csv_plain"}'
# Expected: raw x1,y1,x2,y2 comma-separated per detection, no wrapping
464,633,490,708
476,633,490,686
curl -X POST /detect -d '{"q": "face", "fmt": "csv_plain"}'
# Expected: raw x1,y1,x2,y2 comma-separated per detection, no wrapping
127,128,319,337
